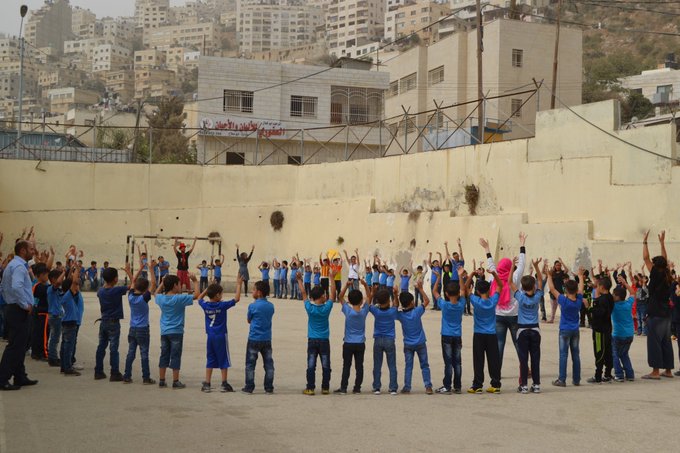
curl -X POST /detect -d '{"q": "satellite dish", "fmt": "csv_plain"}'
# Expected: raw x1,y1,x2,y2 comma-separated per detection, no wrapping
631,116,639,123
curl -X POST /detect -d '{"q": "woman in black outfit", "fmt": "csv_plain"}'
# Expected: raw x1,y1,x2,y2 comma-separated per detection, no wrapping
641,230,675,380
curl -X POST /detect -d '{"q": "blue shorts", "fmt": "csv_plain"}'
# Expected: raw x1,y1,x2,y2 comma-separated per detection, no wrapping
206,334,230,369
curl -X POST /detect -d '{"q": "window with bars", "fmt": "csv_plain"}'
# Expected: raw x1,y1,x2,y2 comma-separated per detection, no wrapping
399,73,417,93
223,90,254,113
388,80,399,97
428,66,444,86
290,95,318,118
511,98,523,118
512,49,523,68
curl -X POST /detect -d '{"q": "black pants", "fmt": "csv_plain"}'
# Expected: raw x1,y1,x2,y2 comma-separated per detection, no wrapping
472,333,501,389
321,279,329,299
517,329,541,386
334,280,342,297
580,305,589,326
340,342,365,391
593,330,613,381
0,305,30,384
31,312,48,359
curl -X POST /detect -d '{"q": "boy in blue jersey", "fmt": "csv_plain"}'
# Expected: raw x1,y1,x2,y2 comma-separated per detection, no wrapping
242,280,275,394
155,257,170,285
369,287,400,395
123,259,158,385
155,273,200,389
334,279,373,394
549,268,584,387
258,261,270,285
95,263,134,382
86,261,98,291
290,257,300,300
199,276,242,393
399,266,411,294
299,270,335,395
509,257,544,394
46,269,65,367
464,238,503,394
612,277,636,382
280,261,289,299
432,267,466,394
303,262,313,296
397,280,432,394
59,269,83,376
272,259,281,298
313,264,321,289
212,254,224,285
99,261,109,287
197,260,210,292
445,239,465,282
428,252,443,311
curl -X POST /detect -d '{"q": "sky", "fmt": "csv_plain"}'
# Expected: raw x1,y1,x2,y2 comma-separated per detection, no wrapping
0,0,186,37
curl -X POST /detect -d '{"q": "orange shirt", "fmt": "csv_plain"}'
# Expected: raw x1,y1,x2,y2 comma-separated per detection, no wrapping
321,264,330,278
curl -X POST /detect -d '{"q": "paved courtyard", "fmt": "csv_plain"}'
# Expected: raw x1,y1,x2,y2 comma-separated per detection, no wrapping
0,292,678,452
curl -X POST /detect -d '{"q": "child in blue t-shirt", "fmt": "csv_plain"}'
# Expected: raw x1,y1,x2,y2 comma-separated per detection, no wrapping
432,268,466,394
397,280,432,394
258,261,270,283
399,266,411,294
199,276,242,393
60,269,83,376
334,279,372,394
299,271,335,395
279,261,289,299
155,273,199,389
612,277,636,381
197,260,210,292
428,252,443,311
549,268,584,387
313,265,321,288
509,258,544,394
369,286,400,394
242,280,276,394
272,259,281,298
123,259,157,385
290,258,300,300
303,263,313,296
212,255,224,284
464,238,502,393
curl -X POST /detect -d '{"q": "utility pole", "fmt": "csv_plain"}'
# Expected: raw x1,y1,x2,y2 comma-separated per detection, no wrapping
550,0,562,109
16,5,28,158
476,0,484,144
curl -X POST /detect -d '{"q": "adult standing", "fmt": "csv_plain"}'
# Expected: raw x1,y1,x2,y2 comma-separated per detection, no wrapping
0,240,39,390
641,230,674,379
174,238,196,293
237,244,254,293
547,259,570,323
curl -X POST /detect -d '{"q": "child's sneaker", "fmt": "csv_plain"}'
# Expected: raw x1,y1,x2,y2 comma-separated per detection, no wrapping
201,382,211,393
241,387,253,394
352,388,361,394
158,379,167,388
321,389,330,395
613,377,625,383
143,378,156,385
436,386,451,394
220,381,234,393
586,377,601,384
425,386,433,395
123,377,133,384
467,387,482,394
94,372,107,380
389,390,398,396
552,379,566,387
626,377,635,382
303,389,315,396
517,385,529,394
333,388,347,395
602,376,612,383
63,369,81,376
530,384,541,394
486,387,501,394
400,389,411,394
109,372,124,382
453,388,462,394
373,389,381,395
172,380,186,389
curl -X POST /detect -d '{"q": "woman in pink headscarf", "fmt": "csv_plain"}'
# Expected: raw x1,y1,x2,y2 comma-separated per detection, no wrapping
488,233,527,374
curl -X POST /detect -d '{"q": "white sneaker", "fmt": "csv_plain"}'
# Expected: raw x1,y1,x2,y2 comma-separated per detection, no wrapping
373,389,381,395
73,363,84,371
389,390,398,396
530,384,541,394
517,386,529,394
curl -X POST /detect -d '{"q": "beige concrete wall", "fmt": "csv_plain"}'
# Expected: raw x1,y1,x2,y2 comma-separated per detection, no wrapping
1,100,678,278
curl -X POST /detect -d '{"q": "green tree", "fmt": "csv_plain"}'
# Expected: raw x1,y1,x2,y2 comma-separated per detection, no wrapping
621,90,654,123
143,96,194,164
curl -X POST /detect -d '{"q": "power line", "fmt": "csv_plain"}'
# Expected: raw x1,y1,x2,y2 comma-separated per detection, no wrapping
573,0,680,17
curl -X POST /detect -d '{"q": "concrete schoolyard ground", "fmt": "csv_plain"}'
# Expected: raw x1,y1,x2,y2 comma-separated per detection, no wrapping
0,292,677,453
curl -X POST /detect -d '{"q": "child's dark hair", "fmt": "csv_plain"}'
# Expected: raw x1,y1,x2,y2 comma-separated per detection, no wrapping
348,289,363,306
416,265,423,271
102,267,118,284
32,263,48,277
599,277,612,290
475,279,491,295
520,275,536,292
91,261,96,266
374,288,391,306
282,260,288,266
372,264,379,271
310,286,324,300
201,260,207,264
564,280,578,295
61,277,74,293
399,291,414,308
206,283,223,300
134,277,150,293
612,287,627,301
255,280,270,297
163,275,180,291
444,281,460,298
48,269,62,282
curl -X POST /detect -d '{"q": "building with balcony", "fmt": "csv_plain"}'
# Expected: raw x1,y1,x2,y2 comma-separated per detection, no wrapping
47,87,100,115
147,22,219,55
385,1,451,44
620,55,680,107
326,0,385,57
92,44,132,73
24,0,74,54
106,70,136,103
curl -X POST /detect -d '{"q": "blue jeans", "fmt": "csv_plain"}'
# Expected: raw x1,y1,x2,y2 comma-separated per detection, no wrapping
89,279,99,291
441,335,462,390
496,315,519,373
280,279,288,298
306,339,331,390
403,342,431,391
244,340,275,392
273,279,280,298
612,336,634,379
430,282,440,309
124,326,151,379
59,322,78,372
95,319,121,374
159,334,184,370
290,279,299,300
47,315,62,362
636,303,648,335
558,329,581,384
373,336,398,392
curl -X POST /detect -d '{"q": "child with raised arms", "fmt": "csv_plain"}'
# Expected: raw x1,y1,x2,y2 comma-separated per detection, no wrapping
242,280,275,394
549,267,584,387
396,281,432,394
369,287,400,395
